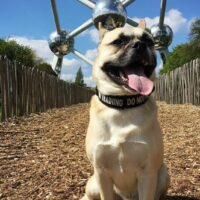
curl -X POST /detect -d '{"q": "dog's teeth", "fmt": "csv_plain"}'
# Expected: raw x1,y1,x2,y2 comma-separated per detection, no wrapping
120,71,127,81
142,60,149,66
120,71,124,78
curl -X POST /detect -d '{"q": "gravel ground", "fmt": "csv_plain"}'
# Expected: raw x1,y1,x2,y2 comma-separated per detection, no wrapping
0,102,199,200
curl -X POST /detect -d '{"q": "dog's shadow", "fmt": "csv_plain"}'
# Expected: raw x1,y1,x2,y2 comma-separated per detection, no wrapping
166,195,199,200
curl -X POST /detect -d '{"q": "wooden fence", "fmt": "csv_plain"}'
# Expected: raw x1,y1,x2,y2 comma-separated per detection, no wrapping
1,56,199,121
154,58,200,105
0,57,94,121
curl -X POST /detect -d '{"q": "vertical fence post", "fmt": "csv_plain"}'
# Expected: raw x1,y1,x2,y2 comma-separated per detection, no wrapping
155,58,200,105
0,58,94,121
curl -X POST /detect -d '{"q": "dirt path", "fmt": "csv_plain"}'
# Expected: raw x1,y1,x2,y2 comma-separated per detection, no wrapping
0,102,199,200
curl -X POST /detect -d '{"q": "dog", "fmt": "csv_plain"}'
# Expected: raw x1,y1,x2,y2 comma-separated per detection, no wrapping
81,20,170,200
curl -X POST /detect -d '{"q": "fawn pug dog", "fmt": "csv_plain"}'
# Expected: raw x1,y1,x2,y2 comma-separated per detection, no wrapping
81,20,169,200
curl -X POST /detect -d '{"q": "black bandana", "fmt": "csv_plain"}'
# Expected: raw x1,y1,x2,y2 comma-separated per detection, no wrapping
96,89,150,109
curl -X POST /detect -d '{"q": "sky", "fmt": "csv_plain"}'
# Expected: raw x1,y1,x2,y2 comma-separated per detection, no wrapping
0,0,199,87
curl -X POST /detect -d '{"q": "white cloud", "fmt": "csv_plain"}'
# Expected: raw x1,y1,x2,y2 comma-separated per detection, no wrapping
8,35,95,86
60,53,95,87
132,9,189,33
61,57,82,82
10,9,190,87
79,28,99,44
60,74,76,83
85,48,98,61
163,9,188,32
89,29,99,44
9,36,53,63
80,9,189,45
61,65,95,87
130,9,188,33
49,31,57,41
62,57,80,69
84,76,96,88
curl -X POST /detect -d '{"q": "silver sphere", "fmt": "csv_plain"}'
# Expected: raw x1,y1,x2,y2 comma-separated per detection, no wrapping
150,24,173,49
49,30,74,56
93,0,127,30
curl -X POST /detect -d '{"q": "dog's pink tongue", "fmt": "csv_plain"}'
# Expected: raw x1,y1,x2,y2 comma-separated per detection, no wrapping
125,68,154,96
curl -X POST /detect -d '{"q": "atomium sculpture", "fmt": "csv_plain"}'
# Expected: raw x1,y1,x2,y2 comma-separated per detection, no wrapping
150,0,173,63
49,0,173,77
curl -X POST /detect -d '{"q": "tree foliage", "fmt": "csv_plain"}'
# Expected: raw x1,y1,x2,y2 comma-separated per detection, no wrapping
36,63,57,76
0,39,57,76
189,18,200,43
0,39,36,67
160,18,200,75
75,67,85,87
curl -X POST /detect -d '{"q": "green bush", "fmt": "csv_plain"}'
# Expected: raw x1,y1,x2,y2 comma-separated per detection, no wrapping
160,18,200,75
0,39,56,76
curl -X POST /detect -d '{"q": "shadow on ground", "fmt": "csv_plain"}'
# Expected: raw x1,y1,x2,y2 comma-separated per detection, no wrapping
166,196,199,200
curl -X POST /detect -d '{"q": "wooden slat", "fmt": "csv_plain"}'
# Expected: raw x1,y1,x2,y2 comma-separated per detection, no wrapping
155,58,200,105
0,58,6,121
0,57,94,121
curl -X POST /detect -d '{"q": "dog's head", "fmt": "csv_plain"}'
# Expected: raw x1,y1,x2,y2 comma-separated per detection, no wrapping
93,20,157,96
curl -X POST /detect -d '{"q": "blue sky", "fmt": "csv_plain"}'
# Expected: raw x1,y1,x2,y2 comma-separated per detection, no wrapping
1,0,199,86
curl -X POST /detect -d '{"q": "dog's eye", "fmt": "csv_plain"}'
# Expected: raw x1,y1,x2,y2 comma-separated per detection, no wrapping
145,38,154,46
111,36,130,46
112,39,124,46
141,33,154,46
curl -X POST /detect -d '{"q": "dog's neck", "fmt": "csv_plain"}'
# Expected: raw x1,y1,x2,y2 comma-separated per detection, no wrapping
96,89,152,109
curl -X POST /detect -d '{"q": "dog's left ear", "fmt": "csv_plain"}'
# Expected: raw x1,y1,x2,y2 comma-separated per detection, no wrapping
98,22,108,41
138,19,146,29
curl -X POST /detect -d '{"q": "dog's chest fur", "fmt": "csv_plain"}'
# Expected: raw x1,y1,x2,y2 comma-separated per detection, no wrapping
86,96,163,192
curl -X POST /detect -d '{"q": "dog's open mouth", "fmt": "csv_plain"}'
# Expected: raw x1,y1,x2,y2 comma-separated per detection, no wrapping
102,62,155,96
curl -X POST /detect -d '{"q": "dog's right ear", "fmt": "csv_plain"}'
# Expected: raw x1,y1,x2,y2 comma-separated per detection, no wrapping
98,22,108,41
138,19,146,30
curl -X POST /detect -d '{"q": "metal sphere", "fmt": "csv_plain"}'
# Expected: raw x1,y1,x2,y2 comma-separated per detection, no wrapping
48,30,74,56
93,0,127,30
150,24,173,49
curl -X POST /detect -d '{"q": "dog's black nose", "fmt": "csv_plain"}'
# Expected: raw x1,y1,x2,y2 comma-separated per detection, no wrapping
132,41,147,51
